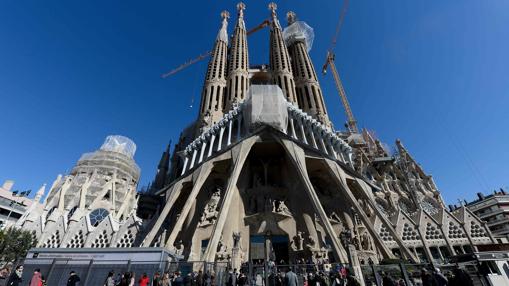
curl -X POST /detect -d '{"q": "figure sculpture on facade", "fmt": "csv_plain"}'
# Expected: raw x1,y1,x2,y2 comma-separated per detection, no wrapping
233,232,241,249
199,189,221,227
174,240,185,256
360,232,373,251
292,231,304,251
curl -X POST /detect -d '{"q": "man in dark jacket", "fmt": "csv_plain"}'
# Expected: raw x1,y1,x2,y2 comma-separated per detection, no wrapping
5,266,23,286
67,271,80,286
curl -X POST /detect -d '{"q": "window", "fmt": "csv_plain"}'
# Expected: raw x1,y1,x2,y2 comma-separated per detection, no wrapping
89,208,109,227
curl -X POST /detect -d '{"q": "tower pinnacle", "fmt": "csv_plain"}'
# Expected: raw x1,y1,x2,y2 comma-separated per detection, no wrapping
198,11,230,133
285,11,331,127
237,2,245,18
286,11,297,25
226,3,250,111
268,2,298,104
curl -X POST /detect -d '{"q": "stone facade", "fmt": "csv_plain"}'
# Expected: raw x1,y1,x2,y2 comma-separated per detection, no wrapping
17,135,142,249
143,2,496,272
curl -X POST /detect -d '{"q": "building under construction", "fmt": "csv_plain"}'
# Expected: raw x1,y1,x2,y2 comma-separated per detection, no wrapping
142,2,495,276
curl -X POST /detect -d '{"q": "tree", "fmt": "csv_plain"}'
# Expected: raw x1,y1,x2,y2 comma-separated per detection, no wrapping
0,227,37,264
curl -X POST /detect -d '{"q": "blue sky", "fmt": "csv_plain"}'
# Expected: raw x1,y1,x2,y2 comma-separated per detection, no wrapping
0,0,508,204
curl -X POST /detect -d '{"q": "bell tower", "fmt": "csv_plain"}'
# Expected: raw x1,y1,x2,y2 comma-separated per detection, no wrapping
225,2,250,111
268,3,298,104
198,11,230,132
285,11,331,127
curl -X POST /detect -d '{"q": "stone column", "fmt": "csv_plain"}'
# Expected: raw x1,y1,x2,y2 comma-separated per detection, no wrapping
279,139,348,263
142,180,185,247
165,162,214,248
202,136,258,262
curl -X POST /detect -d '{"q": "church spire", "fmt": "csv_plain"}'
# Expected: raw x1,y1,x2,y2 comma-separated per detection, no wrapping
225,2,249,111
285,11,331,127
268,3,298,104
197,11,230,133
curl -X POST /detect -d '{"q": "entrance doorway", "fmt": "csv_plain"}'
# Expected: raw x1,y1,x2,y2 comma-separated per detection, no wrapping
271,235,289,264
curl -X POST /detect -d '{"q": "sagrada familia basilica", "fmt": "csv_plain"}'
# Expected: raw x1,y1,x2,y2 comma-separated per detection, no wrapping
17,2,495,272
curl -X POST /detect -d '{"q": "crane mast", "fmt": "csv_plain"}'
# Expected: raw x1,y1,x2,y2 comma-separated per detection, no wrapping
324,51,358,133
321,0,358,133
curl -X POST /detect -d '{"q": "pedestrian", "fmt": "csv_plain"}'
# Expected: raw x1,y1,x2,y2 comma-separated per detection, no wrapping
104,271,115,286
5,265,23,286
160,273,171,286
237,272,247,286
450,267,473,286
433,268,447,286
173,271,184,286
119,272,130,286
66,270,80,286
138,273,150,286
196,270,203,286
381,272,396,286
284,268,298,286
226,269,237,286
0,266,11,286
184,273,192,286
129,272,136,286
345,273,360,286
29,268,42,286
152,272,161,286
420,269,438,286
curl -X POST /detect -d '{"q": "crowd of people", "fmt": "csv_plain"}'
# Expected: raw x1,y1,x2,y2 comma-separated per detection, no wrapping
0,263,480,286
378,266,474,286
103,269,218,286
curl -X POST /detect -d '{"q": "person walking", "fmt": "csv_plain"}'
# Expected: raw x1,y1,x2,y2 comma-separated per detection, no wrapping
129,272,136,286
138,273,150,286
433,268,447,286
152,272,161,286
159,273,170,286
104,271,115,286
420,269,438,286
0,265,11,286
66,271,80,286
173,272,184,286
284,268,298,286
5,265,23,286
29,268,42,286
226,270,237,286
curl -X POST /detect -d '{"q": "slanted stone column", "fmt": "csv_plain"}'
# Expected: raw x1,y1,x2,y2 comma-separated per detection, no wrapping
165,162,214,248
202,136,258,262
142,180,185,247
279,138,348,263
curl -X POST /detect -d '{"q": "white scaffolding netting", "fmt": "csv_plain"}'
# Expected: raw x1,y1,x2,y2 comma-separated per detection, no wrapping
243,85,288,132
283,21,315,52
100,135,137,158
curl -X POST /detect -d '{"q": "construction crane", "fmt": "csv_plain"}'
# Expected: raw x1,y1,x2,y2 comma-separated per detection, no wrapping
321,0,359,133
161,20,270,79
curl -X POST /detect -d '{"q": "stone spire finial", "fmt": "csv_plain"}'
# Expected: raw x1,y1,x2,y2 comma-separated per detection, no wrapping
221,10,230,21
268,2,277,16
237,2,245,18
217,10,230,43
287,11,297,25
268,3,281,29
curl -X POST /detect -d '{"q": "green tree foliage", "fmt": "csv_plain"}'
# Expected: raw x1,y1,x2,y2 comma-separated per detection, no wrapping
0,228,37,263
